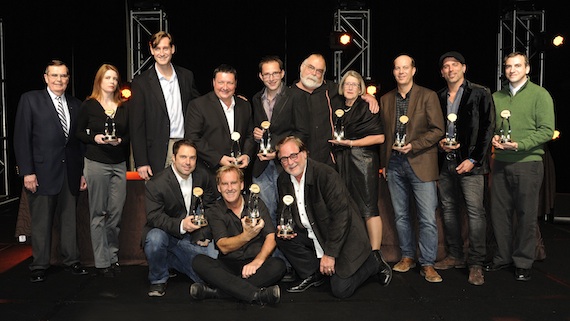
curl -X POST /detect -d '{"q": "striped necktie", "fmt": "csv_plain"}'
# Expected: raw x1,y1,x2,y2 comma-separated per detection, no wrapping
55,96,68,138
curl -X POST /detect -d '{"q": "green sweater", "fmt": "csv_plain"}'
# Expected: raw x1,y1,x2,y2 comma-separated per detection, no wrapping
492,79,555,163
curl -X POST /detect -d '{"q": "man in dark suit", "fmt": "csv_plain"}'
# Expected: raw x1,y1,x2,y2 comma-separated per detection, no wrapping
143,139,218,297
130,31,200,180
13,59,88,282
185,64,255,177
434,51,495,286
379,54,445,283
274,136,389,298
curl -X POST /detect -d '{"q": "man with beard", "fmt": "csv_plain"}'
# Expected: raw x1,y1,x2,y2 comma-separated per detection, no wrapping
290,54,378,166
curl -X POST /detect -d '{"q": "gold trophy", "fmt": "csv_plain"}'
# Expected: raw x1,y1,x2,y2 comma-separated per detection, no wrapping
393,115,409,147
277,195,295,237
230,131,242,165
499,110,512,143
333,109,345,141
190,187,208,227
259,121,273,155
245,184,261,226
103,109,118,142
445,113,458,147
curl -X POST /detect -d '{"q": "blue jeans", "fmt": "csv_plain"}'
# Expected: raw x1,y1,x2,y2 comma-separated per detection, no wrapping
144,228,218,284
387,154,438,266
438,160,487,266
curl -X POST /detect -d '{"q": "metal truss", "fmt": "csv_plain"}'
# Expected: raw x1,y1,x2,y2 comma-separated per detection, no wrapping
497,9,545,90
128,9,169,82
332,9,371,83
0,19,10,201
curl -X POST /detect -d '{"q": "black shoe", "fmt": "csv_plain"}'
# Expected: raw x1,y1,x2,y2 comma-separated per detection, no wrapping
30,269,46,283
148,283,167,297
373,250,392,286
515,268,531,281
484,262,512,272
281,268,297,283
254,285,280,305
286,273,325,293
65,263,88,275
189,283,219,300
111,262,121,273
97,267,115,278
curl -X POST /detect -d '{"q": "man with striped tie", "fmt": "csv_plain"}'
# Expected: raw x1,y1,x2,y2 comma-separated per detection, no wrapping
14,60,88,282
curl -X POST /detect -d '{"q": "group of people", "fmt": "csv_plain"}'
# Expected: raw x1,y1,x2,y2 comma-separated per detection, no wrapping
14,29,555,306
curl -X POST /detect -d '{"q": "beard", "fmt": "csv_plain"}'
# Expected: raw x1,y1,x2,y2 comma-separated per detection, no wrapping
300,74,323,90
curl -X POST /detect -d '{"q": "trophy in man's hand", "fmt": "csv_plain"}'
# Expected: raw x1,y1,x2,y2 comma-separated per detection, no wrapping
333,109,345,141
259,121,273,155
230,131,242,165
393,115,409,147
245,184,261,226
190,187,208,227
103,109,118,142
277,195,295,237
499,110,512,143
445,113,458,147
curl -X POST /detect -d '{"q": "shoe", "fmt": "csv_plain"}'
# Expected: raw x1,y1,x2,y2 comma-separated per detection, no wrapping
65,263,88,275
468,266,485,285
484,262,512,272
148,283,167,297
189,283,219,300
393,257,416,273
420,266,443,283
281,268,297,283
111,262,121,273
254,285,280,305
97,267,115,278
373,250,392,286
515,268,531,281
30,269,46,283
286,273,325,293
434,256,466,270
168,269,178,278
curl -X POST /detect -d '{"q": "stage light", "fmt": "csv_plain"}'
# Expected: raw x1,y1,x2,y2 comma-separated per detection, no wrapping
366,85,377,96
121,83,132,101
552,35,564,47
552,130,560,140
365,78,378,96
330,31,352,50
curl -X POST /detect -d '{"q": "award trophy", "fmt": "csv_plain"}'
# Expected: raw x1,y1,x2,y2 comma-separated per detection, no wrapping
445,113,458,147
333,109,345,141
393,115,409,147
230,131,242,165
277,195,295,237
499,110,512,143
103,109,118,142
190,187,208,227
259,121,273,155
245,184,261,226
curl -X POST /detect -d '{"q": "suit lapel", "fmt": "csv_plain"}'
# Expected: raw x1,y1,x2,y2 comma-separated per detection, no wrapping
149,69,169,116
167,168,187,213
271,94,289,123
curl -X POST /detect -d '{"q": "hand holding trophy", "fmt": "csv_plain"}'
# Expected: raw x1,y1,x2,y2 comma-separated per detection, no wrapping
259,121,272,155
245,184,261,226
103,109,118,142
499,110,512,143
230,131,242,165
333,109,345,141
393,115,409,148
277,195,295,238
445,113,458,147
190,187,208,227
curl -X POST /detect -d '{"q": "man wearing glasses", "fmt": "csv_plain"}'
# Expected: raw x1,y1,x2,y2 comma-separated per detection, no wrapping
274,136,387,298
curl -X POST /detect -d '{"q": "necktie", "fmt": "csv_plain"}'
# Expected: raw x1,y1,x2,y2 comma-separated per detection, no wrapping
55,96,68,138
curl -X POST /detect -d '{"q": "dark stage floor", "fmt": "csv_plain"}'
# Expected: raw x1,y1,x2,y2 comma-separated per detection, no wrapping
1,201,570,321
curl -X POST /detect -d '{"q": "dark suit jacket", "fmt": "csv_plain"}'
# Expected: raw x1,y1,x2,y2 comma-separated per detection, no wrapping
143,165,216,244
13,89,83,195
437,80,495,175
379,84,444,182
130,65,200,173
185,91,255,171
251,85,309,177
276,158,371,278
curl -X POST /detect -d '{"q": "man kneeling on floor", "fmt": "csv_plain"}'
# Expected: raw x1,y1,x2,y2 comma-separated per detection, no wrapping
191,165,286,305
275,136,392,298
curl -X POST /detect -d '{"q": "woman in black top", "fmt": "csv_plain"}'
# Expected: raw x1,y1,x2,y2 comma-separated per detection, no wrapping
76,64,129,277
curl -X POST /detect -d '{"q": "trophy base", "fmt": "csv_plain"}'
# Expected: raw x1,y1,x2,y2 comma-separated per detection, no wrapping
245,217,260,226
500,139,511,144
393,143,405,148
103,135,118,142
444,141,458,147
277,228,294,237
191,218,208,227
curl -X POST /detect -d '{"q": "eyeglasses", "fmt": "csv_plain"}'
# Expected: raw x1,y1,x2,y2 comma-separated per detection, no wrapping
279,152,300,164
343,82,360,88
305,64,325,76
261,71,282,79
47,73,70,79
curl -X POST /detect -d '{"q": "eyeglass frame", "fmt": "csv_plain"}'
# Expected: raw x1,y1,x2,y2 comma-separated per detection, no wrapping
279,152,301,164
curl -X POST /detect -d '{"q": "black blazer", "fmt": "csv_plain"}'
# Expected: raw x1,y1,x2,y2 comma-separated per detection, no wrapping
251,85,309,177
13,89,83,196
129,65,200,173
185,91,255,171
437,80,495,174
143,164,216,244
276,158,371,278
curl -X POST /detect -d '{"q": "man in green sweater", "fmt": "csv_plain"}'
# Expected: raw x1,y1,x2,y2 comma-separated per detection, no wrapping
486,52,555,281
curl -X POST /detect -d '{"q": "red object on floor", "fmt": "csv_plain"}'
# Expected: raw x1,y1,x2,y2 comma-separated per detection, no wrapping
0,244,32,274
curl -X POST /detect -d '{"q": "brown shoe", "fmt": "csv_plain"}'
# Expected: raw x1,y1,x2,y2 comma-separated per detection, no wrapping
434,256,466,270
393,257,416,273
420,266,443,283
468,266,485,285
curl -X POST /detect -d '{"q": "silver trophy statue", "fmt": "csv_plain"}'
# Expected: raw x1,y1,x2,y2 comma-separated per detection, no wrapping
103,109,118,142
245,184,261,226
499,110,512,143
230,131,242,165
277,195,295,237
259,121,273,155
445,113,458,147
393,115,409,147
333,109,345,141
190,187,208,227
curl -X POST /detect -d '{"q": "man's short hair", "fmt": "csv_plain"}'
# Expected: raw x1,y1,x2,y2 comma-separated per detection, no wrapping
504,51,529,66
275,136,308,157
149,31,173,49
173,139,197,156
258,55,284,72
216,165,244,185
45,59,68,75
393,54,416,68
213,64,237,80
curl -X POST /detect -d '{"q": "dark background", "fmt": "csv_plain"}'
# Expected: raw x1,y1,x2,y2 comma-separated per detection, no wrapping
1,0,568,196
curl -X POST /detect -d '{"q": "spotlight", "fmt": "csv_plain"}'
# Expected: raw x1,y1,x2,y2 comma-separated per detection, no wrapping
330,31,352,50
552,35,564,47
365,78,378,96
535,31,565,52
121,83,132,101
